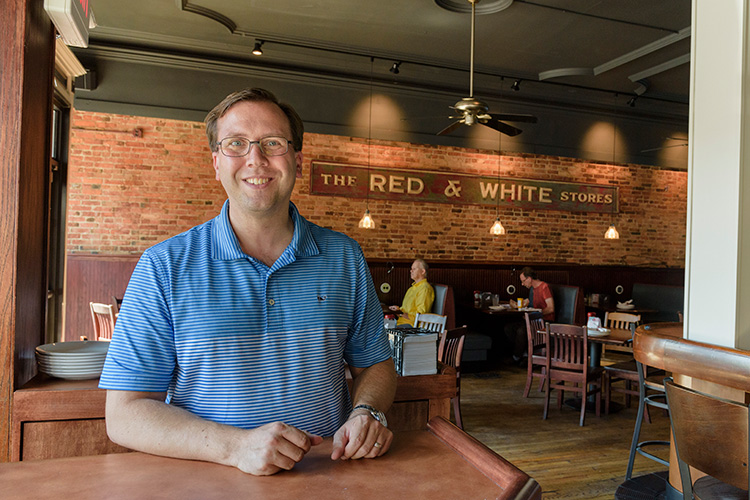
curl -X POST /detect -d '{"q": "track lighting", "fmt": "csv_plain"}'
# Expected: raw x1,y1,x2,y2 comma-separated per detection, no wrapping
627,97,637,107
511,79,521,91
389,61,401,75
252,40,264,56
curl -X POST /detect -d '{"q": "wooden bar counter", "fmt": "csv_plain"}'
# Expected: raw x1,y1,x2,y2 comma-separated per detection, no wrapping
0,417,540,500
633,322,750,497
11,364,457,462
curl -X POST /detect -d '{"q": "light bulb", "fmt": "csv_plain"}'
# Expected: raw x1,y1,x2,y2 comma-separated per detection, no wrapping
358,209,375,229
604,224,620,239
489,217,505,235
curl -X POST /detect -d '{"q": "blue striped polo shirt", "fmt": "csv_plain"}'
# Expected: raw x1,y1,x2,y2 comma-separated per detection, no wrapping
100,200,392,437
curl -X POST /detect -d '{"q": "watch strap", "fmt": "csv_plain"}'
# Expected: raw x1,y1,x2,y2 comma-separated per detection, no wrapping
352,404,388,427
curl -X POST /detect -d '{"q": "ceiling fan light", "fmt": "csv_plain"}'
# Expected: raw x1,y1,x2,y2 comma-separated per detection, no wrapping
490,217,506,235
358,209,376,229
604,224,620,239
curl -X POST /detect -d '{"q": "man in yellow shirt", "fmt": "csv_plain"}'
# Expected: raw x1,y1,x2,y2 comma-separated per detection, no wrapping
389,259,435,326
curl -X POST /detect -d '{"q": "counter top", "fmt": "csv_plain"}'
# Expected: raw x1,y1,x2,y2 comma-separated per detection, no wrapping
0,417,541,500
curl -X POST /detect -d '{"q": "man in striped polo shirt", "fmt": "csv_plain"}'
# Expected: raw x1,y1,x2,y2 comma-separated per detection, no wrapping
100,88,397,475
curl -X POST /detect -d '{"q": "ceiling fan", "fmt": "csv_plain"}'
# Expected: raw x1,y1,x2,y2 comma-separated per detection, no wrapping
640,137,689,153
438,0,537,137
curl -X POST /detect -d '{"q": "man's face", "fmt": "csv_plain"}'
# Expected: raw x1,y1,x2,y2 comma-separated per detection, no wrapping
520,273,532,289
211,100,303,219
410,261,426,282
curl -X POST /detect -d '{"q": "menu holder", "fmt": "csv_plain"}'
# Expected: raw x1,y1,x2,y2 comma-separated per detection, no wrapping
386,327,438,376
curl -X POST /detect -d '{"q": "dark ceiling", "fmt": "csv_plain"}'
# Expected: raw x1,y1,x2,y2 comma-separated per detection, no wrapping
84,0,690,107
69,0,692,168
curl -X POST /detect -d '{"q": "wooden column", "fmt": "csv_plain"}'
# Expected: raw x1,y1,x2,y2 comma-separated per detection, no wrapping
0,0,55,461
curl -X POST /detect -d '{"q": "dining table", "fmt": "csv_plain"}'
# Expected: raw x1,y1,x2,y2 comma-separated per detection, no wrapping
0,417,541,500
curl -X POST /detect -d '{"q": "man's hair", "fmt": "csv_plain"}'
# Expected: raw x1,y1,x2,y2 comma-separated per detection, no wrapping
204,87,304,153
414,258,429,274
520,266,537,279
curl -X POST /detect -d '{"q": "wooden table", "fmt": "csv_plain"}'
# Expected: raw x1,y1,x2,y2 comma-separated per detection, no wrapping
587,327,633,367
0,417,541,500
12,366,457,462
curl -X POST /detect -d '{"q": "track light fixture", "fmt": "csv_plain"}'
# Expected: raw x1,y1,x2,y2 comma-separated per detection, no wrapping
511,79,521,91
627,97,637,107
390,61,401,75
252,40,264,56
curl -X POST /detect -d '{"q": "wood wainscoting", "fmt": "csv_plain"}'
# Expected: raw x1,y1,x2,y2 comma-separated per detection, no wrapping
64,255,139,342
63,254,684,341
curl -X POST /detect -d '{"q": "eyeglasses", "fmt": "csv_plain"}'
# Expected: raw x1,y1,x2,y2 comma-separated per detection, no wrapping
217,136,291,157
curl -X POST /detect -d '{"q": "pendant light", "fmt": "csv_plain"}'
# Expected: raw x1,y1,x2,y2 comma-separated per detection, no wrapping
489,108,505,235
358,57,376,229
605,104,620,239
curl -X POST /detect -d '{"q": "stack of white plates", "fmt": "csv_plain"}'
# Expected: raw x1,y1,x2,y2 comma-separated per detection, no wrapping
36,341,109,380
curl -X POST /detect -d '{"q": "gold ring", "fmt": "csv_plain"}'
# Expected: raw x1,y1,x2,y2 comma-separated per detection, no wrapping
373,442,381,448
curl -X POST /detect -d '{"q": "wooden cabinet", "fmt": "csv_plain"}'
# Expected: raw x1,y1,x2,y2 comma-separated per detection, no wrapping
11,375,129,461
11,366,456,461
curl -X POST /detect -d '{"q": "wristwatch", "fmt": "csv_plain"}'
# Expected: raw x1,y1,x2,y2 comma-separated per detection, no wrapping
352,404,388,428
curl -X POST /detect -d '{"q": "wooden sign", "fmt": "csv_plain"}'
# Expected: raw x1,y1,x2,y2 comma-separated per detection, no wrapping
310,161,618,213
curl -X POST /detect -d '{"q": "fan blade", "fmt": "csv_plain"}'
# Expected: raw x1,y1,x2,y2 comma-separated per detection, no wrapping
437,121,464,136
489,113,538,124
482,118,523,137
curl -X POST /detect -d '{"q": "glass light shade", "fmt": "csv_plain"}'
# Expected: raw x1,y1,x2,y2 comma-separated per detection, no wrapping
489,217,505,235
604,224,620,239
358,209,375,229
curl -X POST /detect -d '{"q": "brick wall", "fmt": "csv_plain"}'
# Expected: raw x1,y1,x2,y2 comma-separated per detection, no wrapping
67,110,687,266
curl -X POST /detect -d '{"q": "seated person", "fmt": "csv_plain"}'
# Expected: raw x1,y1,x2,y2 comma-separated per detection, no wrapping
389,259,435,326
510,267,555,321
505,266,555,363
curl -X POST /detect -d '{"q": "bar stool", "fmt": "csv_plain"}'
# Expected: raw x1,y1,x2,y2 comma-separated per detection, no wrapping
625,357,669,479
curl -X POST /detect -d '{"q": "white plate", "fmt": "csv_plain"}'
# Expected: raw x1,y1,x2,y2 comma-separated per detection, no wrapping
36,359,105,370
36,341,109,356
616,304,635,310
488,305,510,311
38,368,102,380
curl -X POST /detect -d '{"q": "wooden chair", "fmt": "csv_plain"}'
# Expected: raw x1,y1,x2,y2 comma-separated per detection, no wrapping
111,295,122,315
522,312,546,398
603,313,642,414
438,326,467,429
90,302,116,341
543,323,603,427
413,312,447,333
665,377,749,499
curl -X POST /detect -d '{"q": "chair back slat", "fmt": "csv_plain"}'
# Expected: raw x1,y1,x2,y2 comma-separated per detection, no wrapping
665,378,749,491
90,302,116,341
546,323,591,372
604,312,641,330
414,313,447,333
525,312,546,352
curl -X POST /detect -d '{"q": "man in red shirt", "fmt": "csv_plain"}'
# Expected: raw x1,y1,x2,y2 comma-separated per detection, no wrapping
513,267,555,322
505,267,555,363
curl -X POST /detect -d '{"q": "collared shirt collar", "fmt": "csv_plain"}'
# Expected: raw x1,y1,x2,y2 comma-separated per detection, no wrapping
211,200,319,261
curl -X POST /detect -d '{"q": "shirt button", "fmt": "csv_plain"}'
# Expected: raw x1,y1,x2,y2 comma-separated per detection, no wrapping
268,299,275,306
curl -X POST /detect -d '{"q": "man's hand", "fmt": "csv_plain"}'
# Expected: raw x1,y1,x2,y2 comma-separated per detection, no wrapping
233,422,323,475
330,412,392,461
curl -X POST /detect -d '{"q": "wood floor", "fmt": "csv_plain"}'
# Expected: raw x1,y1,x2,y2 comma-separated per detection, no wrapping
457,361,671,499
